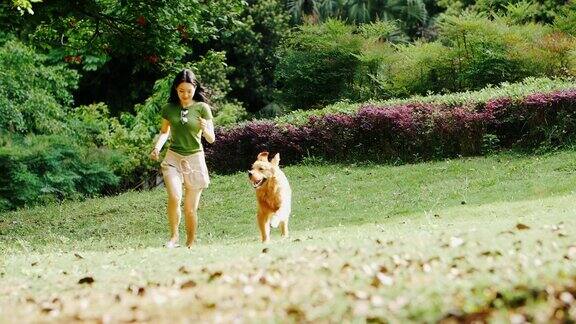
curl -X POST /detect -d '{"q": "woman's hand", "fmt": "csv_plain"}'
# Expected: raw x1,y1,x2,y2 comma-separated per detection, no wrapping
198,117,208,131
199,117,215,143
150,148,160,161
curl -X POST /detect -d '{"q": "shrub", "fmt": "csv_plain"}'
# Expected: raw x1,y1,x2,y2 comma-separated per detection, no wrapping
273,77,576,126
213,101,248,126
553,3,576,36
205,86,576,174
275,20,363,110
0,135,120,211
0,39,79,134
377,41,455,97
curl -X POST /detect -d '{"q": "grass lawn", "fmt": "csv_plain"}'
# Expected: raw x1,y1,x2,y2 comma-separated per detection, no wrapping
1,150,576,322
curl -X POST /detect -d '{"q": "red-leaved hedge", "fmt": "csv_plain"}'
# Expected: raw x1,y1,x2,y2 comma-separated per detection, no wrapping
205,89,576,173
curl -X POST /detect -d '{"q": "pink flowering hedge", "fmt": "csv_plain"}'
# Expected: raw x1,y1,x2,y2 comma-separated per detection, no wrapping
205,89,576,174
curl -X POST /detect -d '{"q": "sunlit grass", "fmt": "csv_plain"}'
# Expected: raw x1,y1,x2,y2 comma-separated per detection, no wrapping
1,150,576,322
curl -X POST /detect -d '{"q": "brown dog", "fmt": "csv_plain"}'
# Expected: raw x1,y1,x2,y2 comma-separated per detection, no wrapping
248,152,292,243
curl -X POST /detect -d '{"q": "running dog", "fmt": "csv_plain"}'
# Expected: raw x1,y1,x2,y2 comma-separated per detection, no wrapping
248,152,292,243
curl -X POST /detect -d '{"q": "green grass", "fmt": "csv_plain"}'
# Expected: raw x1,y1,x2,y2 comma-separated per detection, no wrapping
1,150,576,322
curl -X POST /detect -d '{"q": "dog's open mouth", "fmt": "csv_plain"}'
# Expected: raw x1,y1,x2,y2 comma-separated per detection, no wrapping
251,177,267,189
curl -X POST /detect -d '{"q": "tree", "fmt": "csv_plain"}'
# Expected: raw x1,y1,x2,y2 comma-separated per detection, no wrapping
288,0,321,24
1,0,246,113
10,0,41,14
286,0,429,38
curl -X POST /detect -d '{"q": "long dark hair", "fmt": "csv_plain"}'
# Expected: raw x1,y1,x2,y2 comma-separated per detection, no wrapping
168,69,211,105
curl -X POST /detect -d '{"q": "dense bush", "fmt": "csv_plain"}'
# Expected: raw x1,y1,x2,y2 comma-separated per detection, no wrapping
375,41,454,98
553,2,576,36
276,16,576,109
2,0,290,113
275,20,364,109
0,135,120,211
376,13,576,98
0,40,128,211
0,39,78,134
205,84,576,174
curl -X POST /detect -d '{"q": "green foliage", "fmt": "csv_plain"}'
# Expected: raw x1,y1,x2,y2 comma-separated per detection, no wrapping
351,41,396,101
0,0,251,112
287,0,429,38
439,0,571,24
0,39,78,134
376,41,454,97
358,20,407,42
213,101,248,126
215,0,291,110
0,134,120,211
553,2,576,36
10,0,41,15
1,0,292,113
385,13,576,95
481,133,501,154
16,0,216,70
502,0,540,24
277,14,576,109
274,77,576,125
444,13,575,78
275,20,363,109
0,40,129,210
188,51,234,105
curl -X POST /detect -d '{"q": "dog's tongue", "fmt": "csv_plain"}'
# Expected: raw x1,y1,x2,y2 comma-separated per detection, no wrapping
252,178,265,188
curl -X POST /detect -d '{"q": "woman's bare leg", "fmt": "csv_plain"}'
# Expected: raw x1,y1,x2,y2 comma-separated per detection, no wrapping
183,187,203,248
163,171,183,246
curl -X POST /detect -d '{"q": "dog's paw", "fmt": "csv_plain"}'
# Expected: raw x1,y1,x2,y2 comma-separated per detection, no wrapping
165,241,180,249
270,220,280,228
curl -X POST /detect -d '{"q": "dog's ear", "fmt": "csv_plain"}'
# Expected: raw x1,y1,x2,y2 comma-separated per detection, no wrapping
257,151,269,161
271,153,280,166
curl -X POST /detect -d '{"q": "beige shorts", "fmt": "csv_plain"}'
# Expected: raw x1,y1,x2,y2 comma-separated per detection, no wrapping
161,150,210,189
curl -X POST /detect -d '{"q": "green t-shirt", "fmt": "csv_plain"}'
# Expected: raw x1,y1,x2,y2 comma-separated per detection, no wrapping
161,102,213,155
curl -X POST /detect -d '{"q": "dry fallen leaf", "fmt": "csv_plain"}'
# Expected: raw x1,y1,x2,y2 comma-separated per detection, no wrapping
180,280,197,289
127,284,146,296
78,277,94,285
479,250,503,257
372,273,394,287
208,271,223,282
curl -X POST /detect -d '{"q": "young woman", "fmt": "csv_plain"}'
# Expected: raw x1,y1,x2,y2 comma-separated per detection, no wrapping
150,69,215,249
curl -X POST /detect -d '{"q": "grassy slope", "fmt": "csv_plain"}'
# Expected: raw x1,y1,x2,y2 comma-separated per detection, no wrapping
1,150,576,322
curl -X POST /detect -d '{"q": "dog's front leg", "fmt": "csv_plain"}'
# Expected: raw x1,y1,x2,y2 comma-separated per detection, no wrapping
257,209,271,243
